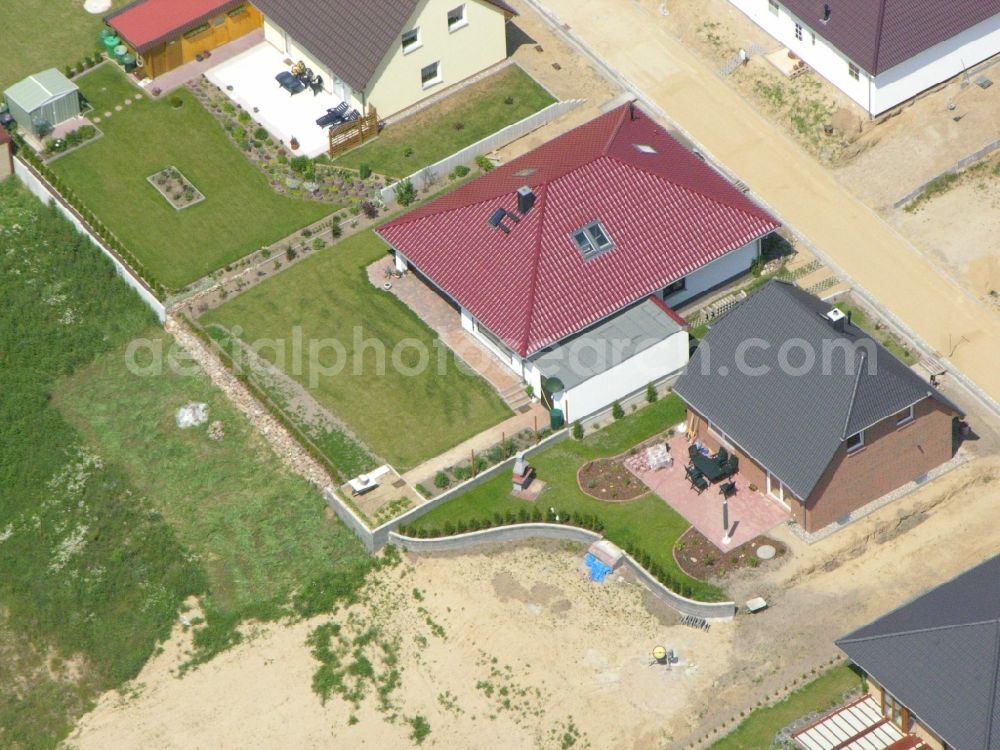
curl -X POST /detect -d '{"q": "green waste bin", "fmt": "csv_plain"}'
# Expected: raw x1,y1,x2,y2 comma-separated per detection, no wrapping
122,53,137,72
103,35,121,52
100,28,114,41
114,45,128,63
550,408,564,431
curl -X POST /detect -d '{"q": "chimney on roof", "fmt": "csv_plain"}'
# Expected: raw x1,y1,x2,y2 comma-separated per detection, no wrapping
825,307,847,333
516,185,535,215
822,3,831,22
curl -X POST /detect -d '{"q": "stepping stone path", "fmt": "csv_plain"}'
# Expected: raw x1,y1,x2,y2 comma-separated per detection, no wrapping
124,98,132,105
114,105,123,112
93,117,101,123
104,111,112,118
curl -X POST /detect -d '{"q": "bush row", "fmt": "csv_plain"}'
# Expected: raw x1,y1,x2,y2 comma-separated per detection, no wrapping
64,50,106,79
13,134,168,298
44,124,98,153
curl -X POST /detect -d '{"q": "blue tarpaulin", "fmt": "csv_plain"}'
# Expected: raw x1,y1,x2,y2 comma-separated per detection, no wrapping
585,553,613,583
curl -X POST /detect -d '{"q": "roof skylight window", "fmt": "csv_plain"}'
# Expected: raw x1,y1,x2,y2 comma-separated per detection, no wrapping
572,221,614,260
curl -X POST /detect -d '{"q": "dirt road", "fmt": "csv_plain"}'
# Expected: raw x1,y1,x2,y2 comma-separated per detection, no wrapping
528,0,1000,412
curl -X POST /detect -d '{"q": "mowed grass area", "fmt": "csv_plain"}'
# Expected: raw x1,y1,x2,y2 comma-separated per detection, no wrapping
0,180,369,749
0,0,128,91
202,228,512,472
52,80,333,290
332,65,555,178
707,664,864,750
75,62,137,114
411,396,726,602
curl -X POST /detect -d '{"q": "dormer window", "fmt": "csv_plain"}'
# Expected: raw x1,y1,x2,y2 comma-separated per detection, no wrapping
447,4,467,32
572,221,614,260
402,28,421,54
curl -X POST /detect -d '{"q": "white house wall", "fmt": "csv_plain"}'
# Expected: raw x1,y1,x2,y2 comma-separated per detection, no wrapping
365,0,509,117
871,12,1000,114
727,0,1000,114
663,238,760,307
551,331,690,422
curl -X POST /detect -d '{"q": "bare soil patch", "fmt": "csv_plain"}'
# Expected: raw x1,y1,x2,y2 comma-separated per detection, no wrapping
578,457,649,501
674,527,787,582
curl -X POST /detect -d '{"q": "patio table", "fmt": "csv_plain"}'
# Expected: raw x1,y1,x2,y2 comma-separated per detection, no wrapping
691,452,727,482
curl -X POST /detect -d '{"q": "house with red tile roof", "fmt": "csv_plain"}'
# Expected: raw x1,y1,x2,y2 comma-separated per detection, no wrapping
728,0,1000,115
378,104,780,421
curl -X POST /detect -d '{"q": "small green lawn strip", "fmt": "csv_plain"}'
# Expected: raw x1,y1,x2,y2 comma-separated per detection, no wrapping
332,66,555,178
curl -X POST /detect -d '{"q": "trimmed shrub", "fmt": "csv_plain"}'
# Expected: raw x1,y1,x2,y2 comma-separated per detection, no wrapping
646,383,657,403
475,155,494,172
434,471,450,489
169,95,183,109
361,201,378,219
611,401,625,420
254,127,268,140
359,163,372,179
395,179,416,207
571,421,584,440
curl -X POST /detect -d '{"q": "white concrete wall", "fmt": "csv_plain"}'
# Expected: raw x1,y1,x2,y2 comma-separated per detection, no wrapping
728,0,1000,114
871,12,1000,114
262,16,362,108
365,0,509,116
663,238,760,307
551,331,689,421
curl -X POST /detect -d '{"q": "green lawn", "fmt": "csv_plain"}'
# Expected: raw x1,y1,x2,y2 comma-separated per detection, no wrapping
707,665,864,750
410,396,726,602
835,303,918,366
332,65,555,178
51,80,333,291
0,0,129,92
75,62,138,114
202,228,512,472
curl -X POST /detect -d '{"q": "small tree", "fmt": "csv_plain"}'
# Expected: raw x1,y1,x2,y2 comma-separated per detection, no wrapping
611,401,625,420
571,421,584,440
395,179,417,207
646,382,657,404
359,163,372,179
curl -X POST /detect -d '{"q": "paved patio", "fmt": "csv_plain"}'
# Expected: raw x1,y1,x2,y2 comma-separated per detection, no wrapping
627,435,790,550
140,29,265,95
205,40,345,157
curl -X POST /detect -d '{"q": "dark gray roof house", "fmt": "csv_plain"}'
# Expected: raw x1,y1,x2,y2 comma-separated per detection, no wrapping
674,281,963,532
837,554,1000,750
252,0,516,94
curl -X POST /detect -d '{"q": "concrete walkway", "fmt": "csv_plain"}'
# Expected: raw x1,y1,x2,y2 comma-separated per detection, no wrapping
531,0,1000,413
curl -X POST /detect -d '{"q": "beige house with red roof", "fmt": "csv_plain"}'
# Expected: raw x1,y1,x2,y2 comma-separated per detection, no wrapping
377,105,780,421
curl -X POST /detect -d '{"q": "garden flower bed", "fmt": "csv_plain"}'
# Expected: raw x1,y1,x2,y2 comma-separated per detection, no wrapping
147,166,205,210
674,527,786,581
577,457,649,501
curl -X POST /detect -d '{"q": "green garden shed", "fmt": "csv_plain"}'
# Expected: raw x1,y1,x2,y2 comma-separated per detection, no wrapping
3,69,81,137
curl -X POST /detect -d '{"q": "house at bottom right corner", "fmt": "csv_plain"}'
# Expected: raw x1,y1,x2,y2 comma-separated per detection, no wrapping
830,553,1000,750
673,280,965,535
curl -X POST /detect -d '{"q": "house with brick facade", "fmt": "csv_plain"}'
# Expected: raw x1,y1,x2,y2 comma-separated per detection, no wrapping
377,104,780,421
673,281,962,533
831,553,1000,750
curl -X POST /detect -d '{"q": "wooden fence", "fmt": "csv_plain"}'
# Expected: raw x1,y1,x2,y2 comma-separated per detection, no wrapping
328,105,380,158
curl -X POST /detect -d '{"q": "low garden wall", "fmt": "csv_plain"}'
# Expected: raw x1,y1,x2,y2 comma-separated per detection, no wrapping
389,525,737,620
323,429,570,552
379,99,584,203
12,156,166,322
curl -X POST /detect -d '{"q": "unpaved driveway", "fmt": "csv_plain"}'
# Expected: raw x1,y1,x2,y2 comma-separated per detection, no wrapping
527,0,1000,412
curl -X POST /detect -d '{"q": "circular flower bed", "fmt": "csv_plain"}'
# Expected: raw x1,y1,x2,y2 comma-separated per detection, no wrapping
577,458,648,502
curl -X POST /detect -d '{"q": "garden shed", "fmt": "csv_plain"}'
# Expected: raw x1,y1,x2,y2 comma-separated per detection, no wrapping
4,69,81,137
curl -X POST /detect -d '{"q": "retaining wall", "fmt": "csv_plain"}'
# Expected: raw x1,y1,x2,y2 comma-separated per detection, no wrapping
893,135,1000,209
13,157,166,322
389,525,736,620
380,99,584,203
324,428,570,552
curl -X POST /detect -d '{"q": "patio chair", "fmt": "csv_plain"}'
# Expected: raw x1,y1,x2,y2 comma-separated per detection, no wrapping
688,444,702,460
719,480,737,499
716,446,729,464
342,108,360,123
310,75,324,95
685,464,703,481
722,455,739,477
316,102,349,128
689,474,709,494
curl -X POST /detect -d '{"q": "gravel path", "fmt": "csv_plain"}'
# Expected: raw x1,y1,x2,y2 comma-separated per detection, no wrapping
166,315,335,489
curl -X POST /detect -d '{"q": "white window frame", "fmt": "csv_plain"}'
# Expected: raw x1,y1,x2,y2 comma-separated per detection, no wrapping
447,4,468,32
401,27,421,54
794,23,803,41
896,405,915,427
572,221,614,260
768,0,779,16
848,62,860,81
846,430,865,453
420,61,442,89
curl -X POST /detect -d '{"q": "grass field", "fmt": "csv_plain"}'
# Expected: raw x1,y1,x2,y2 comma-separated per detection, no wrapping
75,62,138,114
410,396,726,602
52,79,333,291
707,664,864,749
332,66,555,178
0,0,128,92
202,228,512,472
0,179,369,748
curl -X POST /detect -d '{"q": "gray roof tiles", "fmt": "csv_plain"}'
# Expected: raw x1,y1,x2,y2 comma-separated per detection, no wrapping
837,554,1000,750
672,281,960,500
251,0,515,92
780,0,1000,75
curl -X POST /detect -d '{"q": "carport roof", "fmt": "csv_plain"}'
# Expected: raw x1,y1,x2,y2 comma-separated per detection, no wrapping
4,69,79,111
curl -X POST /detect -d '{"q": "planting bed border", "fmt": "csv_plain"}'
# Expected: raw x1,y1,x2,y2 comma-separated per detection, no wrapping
146,166,205,211
576,451,651,502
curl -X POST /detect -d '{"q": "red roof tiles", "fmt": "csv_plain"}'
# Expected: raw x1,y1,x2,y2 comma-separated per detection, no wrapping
377,105,779,357
106,0,244,53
